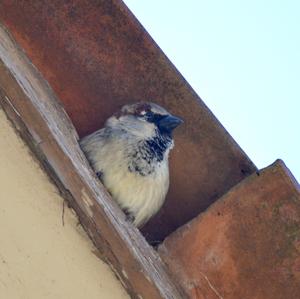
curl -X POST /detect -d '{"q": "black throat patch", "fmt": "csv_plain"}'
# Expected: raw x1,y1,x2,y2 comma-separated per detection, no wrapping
128,131,172,176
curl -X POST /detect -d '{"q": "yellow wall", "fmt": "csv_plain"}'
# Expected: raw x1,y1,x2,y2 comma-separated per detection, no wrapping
0,108,129,299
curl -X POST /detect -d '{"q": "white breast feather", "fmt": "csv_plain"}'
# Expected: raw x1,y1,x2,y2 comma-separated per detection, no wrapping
81,130,171,227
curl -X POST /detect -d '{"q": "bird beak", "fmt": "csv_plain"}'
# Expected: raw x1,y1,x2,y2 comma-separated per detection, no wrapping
158,114,184,133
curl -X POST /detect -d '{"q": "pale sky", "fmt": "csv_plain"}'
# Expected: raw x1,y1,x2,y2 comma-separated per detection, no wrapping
124,0,300,183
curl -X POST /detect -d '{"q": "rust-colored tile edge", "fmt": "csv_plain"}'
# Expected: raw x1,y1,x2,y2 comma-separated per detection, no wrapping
160,159,299,247
0,24,186,299
0,0,257,242
158,160,300,298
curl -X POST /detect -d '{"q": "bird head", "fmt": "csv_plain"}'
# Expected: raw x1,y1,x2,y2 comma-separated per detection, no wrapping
106,102,183,140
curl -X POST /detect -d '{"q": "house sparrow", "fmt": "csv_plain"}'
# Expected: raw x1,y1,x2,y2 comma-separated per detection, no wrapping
80,102,183,227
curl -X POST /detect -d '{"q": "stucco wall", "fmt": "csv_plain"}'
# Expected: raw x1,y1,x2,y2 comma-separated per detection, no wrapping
0,108,129,299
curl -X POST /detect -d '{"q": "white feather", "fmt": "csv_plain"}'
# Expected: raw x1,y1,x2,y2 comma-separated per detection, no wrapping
80,102,178,227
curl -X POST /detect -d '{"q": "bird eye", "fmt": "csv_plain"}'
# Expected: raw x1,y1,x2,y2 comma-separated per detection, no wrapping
144,111,155,121
138,110,153,119
146,112,167,124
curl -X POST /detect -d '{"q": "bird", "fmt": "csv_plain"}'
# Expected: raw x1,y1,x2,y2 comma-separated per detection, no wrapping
80,102,183,227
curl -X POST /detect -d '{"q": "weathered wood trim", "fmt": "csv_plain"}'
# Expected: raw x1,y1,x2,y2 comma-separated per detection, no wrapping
0,24,185,299
0,0,257,243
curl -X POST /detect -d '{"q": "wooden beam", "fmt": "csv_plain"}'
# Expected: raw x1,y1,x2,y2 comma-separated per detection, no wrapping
0,24,186,299
0,0,257,243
